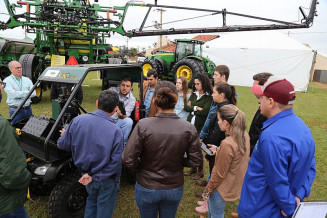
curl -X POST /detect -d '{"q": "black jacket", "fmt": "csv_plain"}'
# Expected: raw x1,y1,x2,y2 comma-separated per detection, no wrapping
249,107,268,156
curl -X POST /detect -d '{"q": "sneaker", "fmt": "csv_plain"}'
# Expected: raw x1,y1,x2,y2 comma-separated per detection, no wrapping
231,212,239,218
197,201,205,206
195,202,208,214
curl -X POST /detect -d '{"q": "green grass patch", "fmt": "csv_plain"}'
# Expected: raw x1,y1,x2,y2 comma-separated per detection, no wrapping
1,76,326,218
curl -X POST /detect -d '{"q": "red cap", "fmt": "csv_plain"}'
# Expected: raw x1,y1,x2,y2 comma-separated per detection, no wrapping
252,76,296,105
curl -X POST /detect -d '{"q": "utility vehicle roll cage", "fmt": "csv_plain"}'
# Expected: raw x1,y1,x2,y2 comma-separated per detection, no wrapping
12,64,143,162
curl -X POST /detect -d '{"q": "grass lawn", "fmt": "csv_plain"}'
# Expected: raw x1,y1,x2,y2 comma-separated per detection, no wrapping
0,73,326,218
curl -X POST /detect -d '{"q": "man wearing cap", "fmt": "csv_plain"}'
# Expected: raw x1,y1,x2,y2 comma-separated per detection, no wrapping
248,72,273,156
238,76,316,217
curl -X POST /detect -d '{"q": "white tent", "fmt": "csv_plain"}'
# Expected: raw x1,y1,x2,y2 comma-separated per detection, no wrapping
203,31,315,92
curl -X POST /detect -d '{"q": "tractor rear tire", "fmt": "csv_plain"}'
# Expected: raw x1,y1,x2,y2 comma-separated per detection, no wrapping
172,59,205,87
141,59,160,78
49,173,87,218
19,54,44,103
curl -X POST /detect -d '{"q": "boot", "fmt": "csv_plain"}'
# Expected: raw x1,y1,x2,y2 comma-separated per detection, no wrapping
196,180,208,187
195,191,203,198
195,201,208,214
192,170,204,180
184,167,197,176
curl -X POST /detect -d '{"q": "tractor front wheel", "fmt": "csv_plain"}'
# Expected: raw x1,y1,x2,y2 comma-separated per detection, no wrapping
172,59,205,87
141,59,160,78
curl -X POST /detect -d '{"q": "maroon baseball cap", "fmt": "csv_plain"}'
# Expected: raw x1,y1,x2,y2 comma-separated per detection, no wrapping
251,76,296,105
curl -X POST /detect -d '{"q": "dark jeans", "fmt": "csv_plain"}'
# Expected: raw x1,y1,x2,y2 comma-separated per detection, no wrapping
0,206,29,218
84,178,120,218
9,107,32,125
135,182,183,218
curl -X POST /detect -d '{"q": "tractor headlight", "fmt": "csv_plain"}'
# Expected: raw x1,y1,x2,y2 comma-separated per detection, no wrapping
34,164,51,176
82,56,89,62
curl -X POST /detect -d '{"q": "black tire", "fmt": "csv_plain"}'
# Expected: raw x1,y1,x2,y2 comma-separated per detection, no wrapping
141,59,160,78
172,59,205,87
154,59,166,79
49,173,87,218
19,54,44,103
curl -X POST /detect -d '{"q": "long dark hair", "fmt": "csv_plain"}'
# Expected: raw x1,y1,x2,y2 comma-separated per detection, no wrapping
214,82,237,105
192,73,212,95
177,76,189,104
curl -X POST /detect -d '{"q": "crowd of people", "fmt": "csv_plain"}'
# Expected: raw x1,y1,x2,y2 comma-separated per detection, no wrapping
0,61,316,218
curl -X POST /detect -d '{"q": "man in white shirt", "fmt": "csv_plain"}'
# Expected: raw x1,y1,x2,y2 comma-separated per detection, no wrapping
109,77,136,145
3,61,36,124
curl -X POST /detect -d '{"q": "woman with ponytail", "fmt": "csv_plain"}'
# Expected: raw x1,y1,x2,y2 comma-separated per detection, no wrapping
122,81,202,218
201,104,250,218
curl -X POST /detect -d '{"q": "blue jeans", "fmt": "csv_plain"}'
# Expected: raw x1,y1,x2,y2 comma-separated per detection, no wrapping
84,178,120,218
116,117,133,146
208,190,226,218
0,206,29,218
135,182,183,218
9,107,33,125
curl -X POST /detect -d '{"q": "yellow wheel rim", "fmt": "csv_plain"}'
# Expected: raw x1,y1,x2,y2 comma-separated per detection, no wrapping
177,65,192,81
35,86,42,97
142,63,152,77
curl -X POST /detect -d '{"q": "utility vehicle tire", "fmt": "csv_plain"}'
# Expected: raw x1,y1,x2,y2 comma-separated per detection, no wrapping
49,173,87,218
172,59,205,87
141,59,161,78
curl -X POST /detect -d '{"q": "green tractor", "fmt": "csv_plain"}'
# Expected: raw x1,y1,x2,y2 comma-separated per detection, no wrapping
141,39,216,86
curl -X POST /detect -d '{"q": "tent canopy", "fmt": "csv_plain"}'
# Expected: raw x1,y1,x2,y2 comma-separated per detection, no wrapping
203,31,315,92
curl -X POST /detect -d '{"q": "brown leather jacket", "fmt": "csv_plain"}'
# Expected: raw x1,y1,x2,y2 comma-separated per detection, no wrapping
122,113,203,190
205,134,250,201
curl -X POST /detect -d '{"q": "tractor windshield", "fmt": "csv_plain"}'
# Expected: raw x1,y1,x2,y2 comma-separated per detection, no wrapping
175,42,202,61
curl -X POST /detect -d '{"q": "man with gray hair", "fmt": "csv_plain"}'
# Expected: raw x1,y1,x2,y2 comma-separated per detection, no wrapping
3,61,36,124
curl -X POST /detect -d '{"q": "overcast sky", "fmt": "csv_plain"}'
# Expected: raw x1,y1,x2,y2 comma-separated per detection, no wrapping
1,0,326,56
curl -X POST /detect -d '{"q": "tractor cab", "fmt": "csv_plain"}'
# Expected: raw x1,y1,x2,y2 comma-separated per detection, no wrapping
175,39,204,62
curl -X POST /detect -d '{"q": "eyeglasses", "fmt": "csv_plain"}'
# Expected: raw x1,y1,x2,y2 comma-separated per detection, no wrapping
0,81,6,89
194,83,202,86
14,67,22,70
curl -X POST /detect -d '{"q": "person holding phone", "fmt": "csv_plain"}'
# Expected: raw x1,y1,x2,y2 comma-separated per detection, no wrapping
195,81,237,214
200,104,250,218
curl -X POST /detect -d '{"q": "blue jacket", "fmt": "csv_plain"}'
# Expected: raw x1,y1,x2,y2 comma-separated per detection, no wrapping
238,109,316,218
199,101,217,139
57,110,124,182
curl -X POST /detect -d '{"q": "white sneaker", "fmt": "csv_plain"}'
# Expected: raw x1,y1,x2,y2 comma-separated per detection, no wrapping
195,201,208,213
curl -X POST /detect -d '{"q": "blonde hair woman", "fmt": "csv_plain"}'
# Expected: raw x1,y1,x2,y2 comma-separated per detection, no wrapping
201,104,250,218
